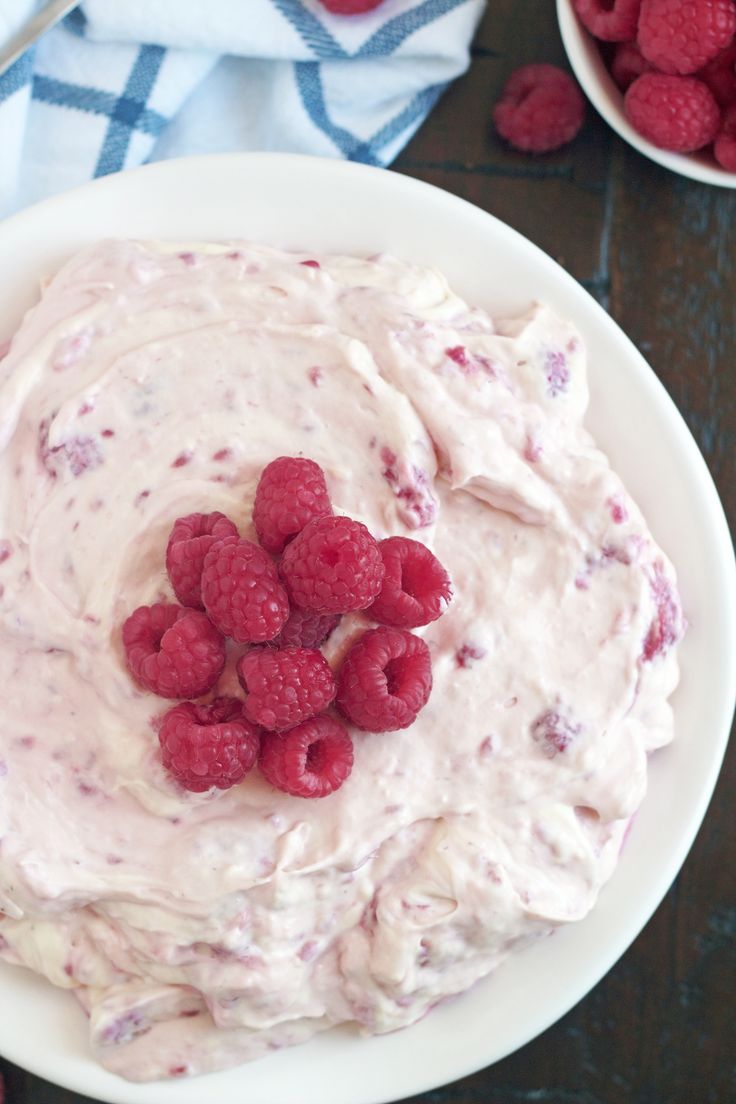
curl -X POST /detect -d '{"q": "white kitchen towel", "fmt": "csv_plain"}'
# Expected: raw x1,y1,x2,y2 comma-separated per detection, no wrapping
0,0,485,216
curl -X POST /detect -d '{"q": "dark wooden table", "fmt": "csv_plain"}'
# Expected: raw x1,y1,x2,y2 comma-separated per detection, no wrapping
3,2,734,1102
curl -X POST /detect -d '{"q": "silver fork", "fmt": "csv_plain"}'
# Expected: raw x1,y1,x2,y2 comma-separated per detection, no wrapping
0,1,81,78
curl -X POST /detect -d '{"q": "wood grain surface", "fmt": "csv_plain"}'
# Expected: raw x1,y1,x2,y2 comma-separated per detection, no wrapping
2,1,734,1101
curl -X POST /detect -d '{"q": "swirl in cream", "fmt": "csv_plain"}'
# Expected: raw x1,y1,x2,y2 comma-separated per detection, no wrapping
0,241,682,1080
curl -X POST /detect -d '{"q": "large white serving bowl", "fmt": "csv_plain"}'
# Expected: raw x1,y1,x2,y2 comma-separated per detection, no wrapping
557,0,736,188
0,153,733,1104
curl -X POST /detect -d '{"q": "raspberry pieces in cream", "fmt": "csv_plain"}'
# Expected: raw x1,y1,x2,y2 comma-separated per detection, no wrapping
0,241,683,1081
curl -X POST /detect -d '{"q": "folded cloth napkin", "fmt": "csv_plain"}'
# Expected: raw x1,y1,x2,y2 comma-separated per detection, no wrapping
0,0,485,216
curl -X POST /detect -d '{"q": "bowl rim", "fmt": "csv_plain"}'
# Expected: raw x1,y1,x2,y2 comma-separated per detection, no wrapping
0,151,734,1104
556,0,736,188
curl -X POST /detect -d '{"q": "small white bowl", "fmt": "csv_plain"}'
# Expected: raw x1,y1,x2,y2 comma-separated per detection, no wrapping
557,0,736,187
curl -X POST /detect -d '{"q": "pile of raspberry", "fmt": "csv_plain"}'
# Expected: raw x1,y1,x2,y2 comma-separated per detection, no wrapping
575,0,736,167
121,457,452,800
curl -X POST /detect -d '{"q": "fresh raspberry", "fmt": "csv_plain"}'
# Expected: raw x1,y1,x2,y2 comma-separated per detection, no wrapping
280,515,384,614
122,603,225,699
166,511,238,609
201,537,289,644
366,537,452,629
715,103,736,166
237,647,336,731
259,714,353,798
159,697,260,792
318,0,384,12
573,0,642,41
611,41,652,89
637,0,736,75
253,456,332,555
493,64,585,153
336,627,432,732
699,41,736,104
274,607,341,648
624,73,721,149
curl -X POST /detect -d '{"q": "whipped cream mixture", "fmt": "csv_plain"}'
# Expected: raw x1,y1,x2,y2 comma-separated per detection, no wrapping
0,241,682,1081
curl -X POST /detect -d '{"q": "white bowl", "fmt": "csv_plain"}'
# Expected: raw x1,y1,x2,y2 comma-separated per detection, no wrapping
0,153,734,1104
557,0,736,187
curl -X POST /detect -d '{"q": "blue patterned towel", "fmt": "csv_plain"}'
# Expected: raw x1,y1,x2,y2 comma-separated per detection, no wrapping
0,0,485,216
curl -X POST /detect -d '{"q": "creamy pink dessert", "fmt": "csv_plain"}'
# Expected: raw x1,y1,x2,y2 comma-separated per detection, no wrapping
0,241,683,1081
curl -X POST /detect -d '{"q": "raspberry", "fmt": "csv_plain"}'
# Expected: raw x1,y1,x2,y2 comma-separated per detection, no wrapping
274,607,341,648
715,103,736,166
259,714,353,798
280,515,384,614
531,709,582,757
336,627,432,732
201,537,289,644
642,562,682,661
700,41,736,104
366,537,452,629
493,64,585,153
573,0,642,41
624,73,721,149
237,647,336,731
166,511,238,609
379,447,438,528
159,697,260,792
637,0,736,75
611,41,652,89
456,642,487,668
318,0,384,12
253,456,332,555
122,603,225,699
